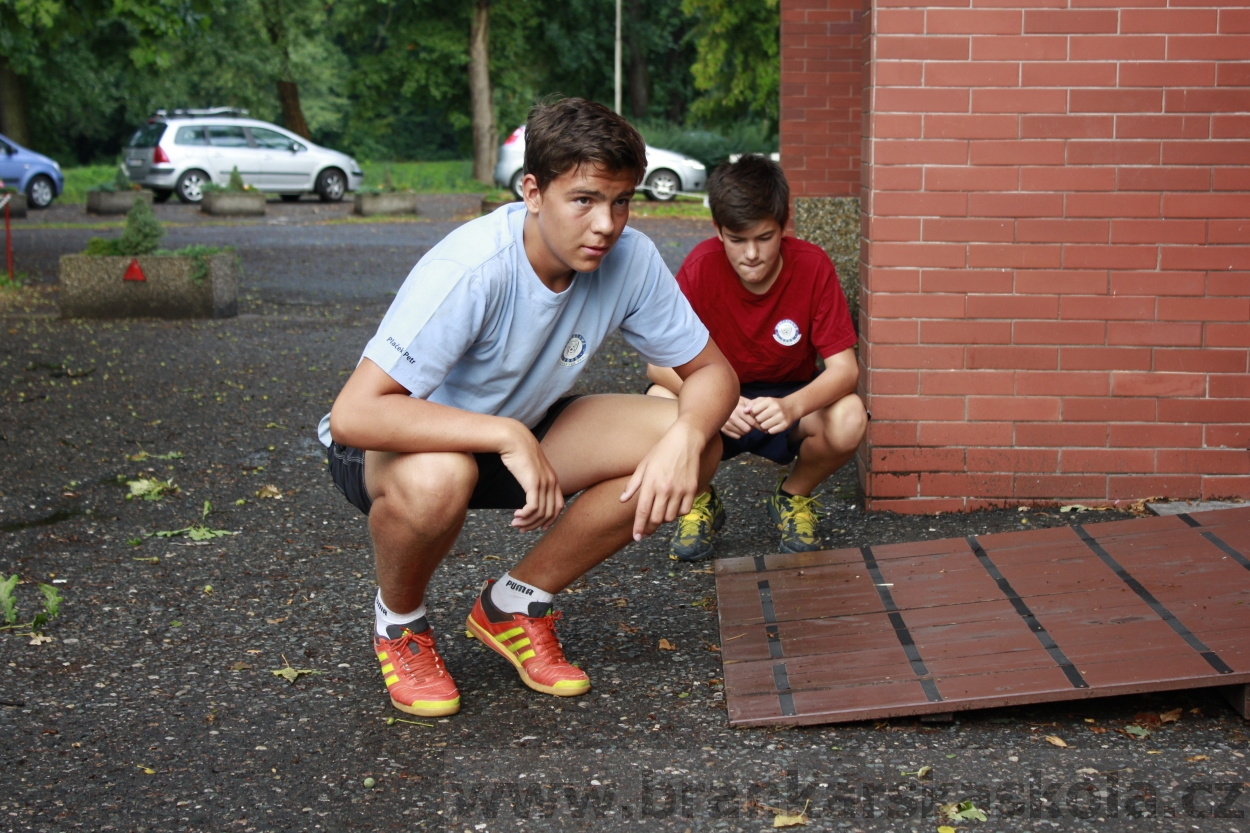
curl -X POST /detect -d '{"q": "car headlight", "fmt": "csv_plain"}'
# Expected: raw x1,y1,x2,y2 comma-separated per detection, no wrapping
53,162,62,171
688,160,705,170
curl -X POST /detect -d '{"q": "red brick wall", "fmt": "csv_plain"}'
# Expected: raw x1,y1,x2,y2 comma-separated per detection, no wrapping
853,3,1250,512
780,0,865,198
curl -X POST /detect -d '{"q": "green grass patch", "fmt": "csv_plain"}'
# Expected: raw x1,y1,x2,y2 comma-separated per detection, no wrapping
60,164,121,203
358,161,484,193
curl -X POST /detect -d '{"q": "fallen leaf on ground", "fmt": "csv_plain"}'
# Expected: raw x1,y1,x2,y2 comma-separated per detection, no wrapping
1044,735,1067,747
1159,708,1183,724
256,484,282,499
1187,754,1209,762
1123,725,1151,739
658,638,676,651
28,634,53,646
939,800,988,822
768,800,810,828
617,622,639,633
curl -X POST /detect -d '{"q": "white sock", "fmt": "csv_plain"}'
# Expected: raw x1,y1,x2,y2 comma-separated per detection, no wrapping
490,572,554,615
374,590,426,638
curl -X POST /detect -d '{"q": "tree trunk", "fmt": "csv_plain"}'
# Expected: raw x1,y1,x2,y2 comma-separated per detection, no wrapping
261,0,312,139
626,0,649,119
277,81,311,140
468,0,496,185
0,60,30,147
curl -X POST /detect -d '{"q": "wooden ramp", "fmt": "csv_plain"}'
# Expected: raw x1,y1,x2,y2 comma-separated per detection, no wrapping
716,506,1250,727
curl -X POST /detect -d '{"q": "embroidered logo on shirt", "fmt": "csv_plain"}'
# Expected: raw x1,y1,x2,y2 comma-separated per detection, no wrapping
773,319,801,347
560,334,589,367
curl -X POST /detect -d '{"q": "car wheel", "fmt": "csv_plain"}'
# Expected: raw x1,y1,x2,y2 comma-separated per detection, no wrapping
509,170,526,200
316,169,346,202
644,169,680,202
152,189,173,204
25,175,55,209
175,169,210,204
279,194,301,203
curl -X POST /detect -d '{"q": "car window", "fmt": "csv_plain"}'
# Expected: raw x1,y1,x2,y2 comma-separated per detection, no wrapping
128,123,167,149
175,126,209,146
248,127,297,150
206,126,249,147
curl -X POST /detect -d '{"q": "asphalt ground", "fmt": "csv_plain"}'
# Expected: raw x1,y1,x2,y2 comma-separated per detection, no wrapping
1,196,1247,832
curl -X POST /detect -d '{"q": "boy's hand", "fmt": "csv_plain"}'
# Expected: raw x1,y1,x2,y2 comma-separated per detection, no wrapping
743,396,798,435
499,427,565,532
620,420,704,541
721,396,758,439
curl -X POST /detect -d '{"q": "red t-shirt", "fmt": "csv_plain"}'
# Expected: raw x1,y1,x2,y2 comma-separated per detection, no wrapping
675,236,857,384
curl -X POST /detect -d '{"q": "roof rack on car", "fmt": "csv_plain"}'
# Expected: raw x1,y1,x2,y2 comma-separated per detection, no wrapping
153,107,250,119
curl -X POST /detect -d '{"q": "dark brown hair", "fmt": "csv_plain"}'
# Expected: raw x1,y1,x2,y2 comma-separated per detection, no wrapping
707,153,790,232
523,97,648,192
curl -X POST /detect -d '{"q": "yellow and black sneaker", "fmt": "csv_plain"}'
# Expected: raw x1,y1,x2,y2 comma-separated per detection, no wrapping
668,485,726,562
765,478,823,553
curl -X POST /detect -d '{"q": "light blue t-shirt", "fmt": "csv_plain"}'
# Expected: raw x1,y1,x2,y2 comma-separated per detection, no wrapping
318,202,708,446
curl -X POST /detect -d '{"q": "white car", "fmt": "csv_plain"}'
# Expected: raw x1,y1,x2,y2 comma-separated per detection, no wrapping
493,125,706,202
124,108,364,204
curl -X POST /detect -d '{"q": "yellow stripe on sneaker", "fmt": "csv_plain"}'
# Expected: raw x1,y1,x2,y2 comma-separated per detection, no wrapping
385,674,399,686
377,651,389,661
516,649,536,662
507,637,532,653
498,626,525,641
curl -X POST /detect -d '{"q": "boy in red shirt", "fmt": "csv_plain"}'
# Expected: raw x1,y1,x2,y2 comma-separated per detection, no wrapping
647,154,866,559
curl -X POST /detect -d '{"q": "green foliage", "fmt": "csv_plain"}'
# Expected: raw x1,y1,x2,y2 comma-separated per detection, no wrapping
85,196,164,255
0,574,17,625
683,0,780,131
0,574,62,633
227,166,246,192
174,244,225,284
61,165,119,202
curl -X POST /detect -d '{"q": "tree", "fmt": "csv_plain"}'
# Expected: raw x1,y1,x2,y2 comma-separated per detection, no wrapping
468,0,495,183
682,0,779,131
259,0,311,138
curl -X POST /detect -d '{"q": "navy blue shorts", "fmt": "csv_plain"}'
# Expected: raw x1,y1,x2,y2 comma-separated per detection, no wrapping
327,396,581,515
721,380,809,465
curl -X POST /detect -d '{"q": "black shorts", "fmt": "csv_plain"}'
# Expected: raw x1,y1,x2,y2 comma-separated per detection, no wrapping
326,396,581,515
720,380,809,465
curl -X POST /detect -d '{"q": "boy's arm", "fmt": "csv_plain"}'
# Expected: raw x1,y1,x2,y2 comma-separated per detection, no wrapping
330,358,564,531
645,363,682,394
623,341,738,540
744,347,859,435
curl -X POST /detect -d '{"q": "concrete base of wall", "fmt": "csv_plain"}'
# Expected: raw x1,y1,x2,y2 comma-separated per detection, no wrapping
794,197,861,325
58,253,239,319
86,190,155,215
202,192,266,216
354,192,418,216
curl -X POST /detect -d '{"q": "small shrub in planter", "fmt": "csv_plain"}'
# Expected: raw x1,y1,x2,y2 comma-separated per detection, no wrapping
60,198,239,319
86,165,154,215
353,167,417,217
201,166,266,216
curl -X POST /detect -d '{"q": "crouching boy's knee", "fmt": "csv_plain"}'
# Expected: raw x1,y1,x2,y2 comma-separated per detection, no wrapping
821,394,868,454
367,450,478,529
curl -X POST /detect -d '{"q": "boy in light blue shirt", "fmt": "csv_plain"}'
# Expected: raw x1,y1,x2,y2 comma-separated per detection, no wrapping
320,98,737,717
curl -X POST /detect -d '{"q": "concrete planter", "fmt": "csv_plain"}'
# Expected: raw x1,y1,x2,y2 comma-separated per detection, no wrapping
201,191,266,217
480,198,515,215
58,253,239,319
86,189,155,215
1,193,28,218
353,192,418,217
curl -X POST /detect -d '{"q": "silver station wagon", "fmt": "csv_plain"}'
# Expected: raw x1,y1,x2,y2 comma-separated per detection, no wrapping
124,108,364,204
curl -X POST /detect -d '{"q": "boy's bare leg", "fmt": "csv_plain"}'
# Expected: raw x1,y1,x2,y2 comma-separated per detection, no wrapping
364,450,478,613
784,393,867,497
508,394,721,593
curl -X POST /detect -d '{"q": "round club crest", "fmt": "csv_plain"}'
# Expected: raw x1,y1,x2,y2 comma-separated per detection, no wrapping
560,333,589,367
773,319,801,347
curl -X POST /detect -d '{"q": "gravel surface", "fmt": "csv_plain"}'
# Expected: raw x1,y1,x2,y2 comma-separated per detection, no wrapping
1,198,1246,832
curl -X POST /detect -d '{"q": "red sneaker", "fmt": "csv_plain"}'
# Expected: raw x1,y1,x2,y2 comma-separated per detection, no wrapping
465,582,591,697
373,626,461,717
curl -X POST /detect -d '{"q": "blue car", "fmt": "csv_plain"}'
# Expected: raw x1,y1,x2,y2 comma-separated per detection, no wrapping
0,134,64,209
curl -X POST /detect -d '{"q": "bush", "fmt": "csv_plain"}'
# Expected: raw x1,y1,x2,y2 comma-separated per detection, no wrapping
635,121,778,172
92,163,134,193
84,197,164,256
